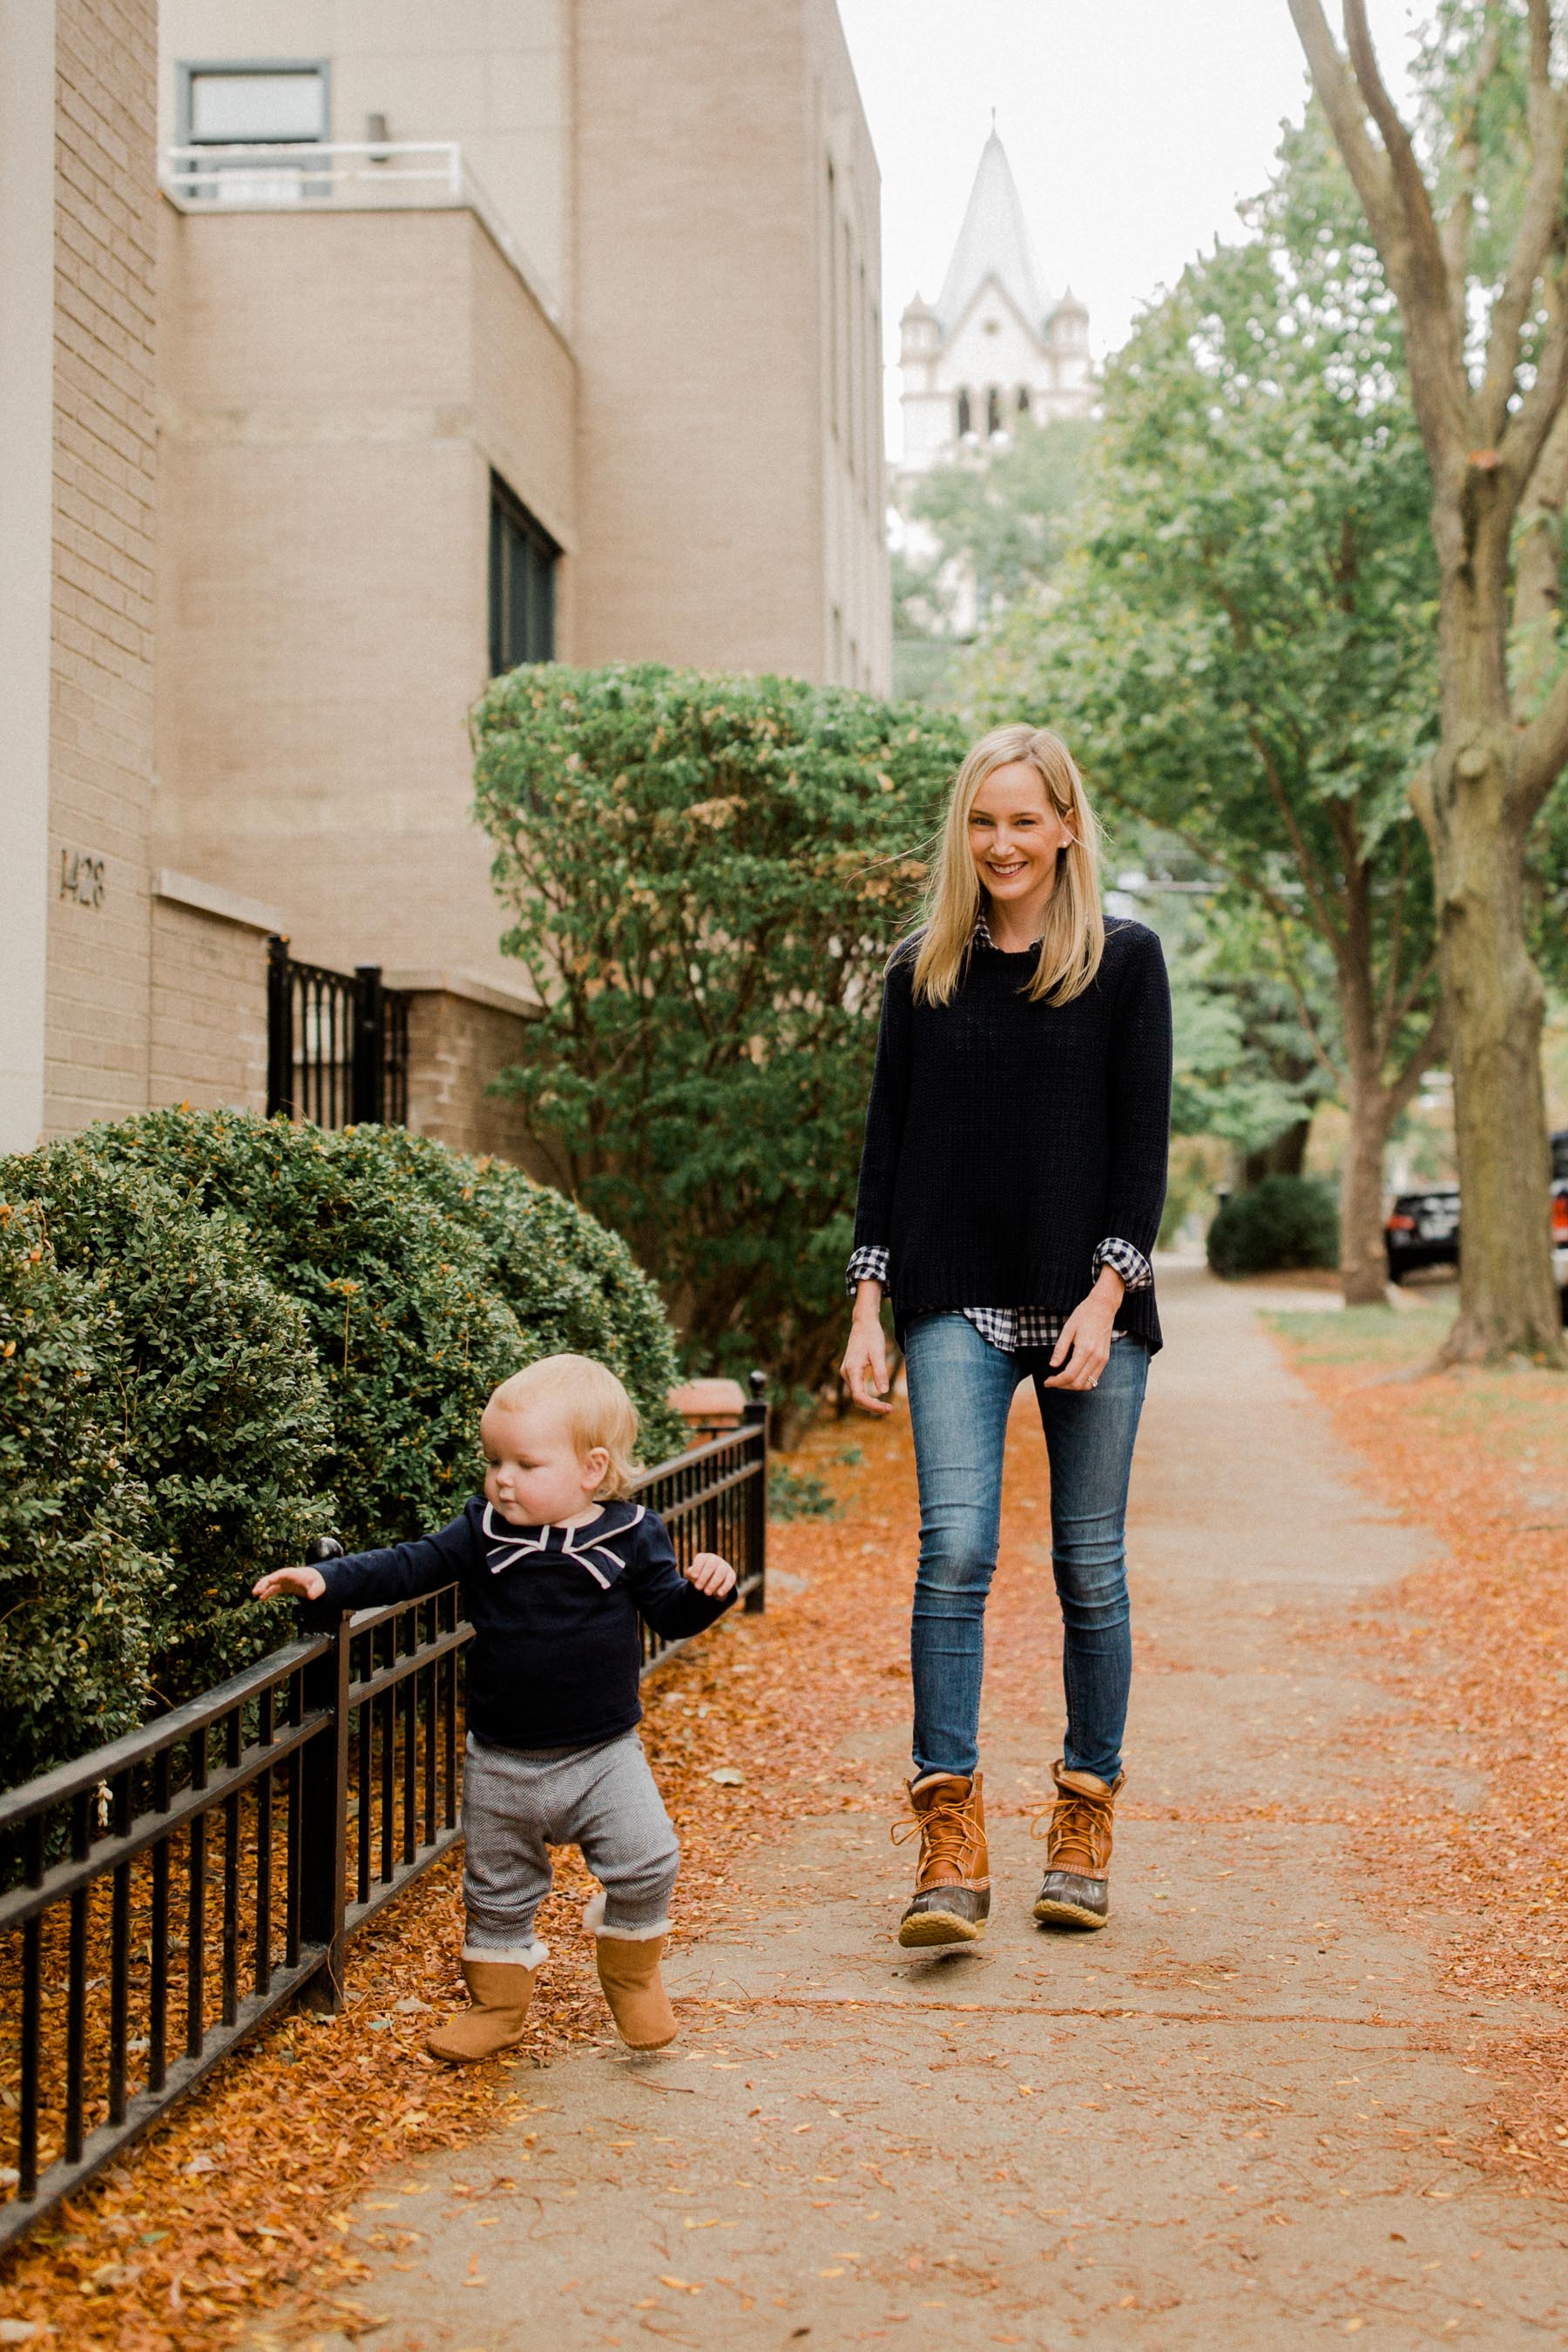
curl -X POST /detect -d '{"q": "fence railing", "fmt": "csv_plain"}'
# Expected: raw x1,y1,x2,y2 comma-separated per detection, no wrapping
0,1402,766,2247
267,935,410,1129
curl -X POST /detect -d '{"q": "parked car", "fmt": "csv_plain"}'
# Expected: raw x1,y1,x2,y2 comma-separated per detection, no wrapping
1387,1132,1568,1319
1384,1185,1460,1281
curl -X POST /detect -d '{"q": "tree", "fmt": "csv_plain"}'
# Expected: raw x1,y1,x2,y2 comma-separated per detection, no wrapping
906,415,1098,630
969,118,1444,1301
1287,0,1568,1362
470,665,966,1404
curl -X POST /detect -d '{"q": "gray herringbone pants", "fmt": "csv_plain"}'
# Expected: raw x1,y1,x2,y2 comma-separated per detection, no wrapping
461,1728,679,1953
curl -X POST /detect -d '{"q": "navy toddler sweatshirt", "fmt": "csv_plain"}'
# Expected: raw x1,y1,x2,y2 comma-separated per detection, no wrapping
315,1497,734,1751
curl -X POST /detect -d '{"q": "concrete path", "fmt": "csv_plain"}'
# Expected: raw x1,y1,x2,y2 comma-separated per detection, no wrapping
274,1270,1568,2350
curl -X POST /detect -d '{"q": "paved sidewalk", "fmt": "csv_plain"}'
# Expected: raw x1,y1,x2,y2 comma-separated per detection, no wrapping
267,1270,1568,2350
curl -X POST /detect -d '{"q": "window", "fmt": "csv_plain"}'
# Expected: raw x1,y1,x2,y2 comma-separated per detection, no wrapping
956,388,972,436
986,386,1003,436
185,66,328,143
178,61,328,204
489,476,558,675
1017,385,1031,415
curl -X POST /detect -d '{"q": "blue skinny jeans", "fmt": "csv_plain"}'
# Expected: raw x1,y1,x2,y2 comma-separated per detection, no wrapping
902,1312,1149,1784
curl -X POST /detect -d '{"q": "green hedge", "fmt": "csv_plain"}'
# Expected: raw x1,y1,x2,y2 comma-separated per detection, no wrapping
0,1110,687,1788
1206,1173,1340,1278
0,1202,159,1785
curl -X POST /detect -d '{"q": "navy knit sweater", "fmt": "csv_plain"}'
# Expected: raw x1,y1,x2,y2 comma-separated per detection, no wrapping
852,917,1173,1350
315,1497,734,1751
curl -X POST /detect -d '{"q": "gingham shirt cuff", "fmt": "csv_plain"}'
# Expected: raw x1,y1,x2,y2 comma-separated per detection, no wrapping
846,1243,889,1299
1094,1236,1152,1292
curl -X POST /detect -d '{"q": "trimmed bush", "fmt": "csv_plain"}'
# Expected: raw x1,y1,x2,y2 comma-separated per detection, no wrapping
380,1132,687,1464
1,1109,691,1783
9,1142,335,1704
0,1202,159,1788
1206,1174,1340,1279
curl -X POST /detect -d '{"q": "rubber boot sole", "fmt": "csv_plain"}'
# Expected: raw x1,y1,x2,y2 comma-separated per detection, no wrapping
897,1906,987,1949
1031,1895,1108,1930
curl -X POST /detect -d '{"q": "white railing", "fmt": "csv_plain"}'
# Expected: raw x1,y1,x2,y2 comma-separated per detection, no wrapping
160,140,559,323
163,139,465,206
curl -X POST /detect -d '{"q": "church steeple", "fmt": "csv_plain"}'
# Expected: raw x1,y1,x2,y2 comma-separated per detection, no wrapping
935,128,1051,335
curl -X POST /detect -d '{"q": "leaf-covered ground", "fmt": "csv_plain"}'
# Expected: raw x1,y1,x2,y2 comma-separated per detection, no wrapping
0,1414,923,2350
1268,1296,1568,2194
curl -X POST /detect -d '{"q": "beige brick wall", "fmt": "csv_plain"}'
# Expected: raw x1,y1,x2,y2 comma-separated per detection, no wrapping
44,0,160,1136
402,988,566,1183
154,202,573,985
569,0,888,688
149,896,270,1114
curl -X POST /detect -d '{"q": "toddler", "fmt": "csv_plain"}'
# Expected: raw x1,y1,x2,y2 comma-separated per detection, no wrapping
253,1353,736,2060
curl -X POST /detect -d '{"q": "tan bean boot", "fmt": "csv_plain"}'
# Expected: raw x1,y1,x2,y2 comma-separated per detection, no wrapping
426,1944,543,2062
1032,1761,1125,1930
895,1770,990,1948
585,1893,677,2050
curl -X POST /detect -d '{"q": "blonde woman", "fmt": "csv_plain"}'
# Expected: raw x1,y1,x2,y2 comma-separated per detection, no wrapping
841,725,1171,1948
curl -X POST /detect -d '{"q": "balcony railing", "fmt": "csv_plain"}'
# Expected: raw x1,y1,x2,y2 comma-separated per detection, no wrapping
160,141,557,321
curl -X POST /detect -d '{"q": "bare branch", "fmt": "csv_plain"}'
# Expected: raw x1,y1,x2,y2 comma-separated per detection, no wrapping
1262,900,1342,1085
1288,0,1471,461
1244,720,1347,955
1385,1002,1447,1120
1288,0,1396,222
1515,650,1568,814
1439,4,1504,338
1478,64,1568,445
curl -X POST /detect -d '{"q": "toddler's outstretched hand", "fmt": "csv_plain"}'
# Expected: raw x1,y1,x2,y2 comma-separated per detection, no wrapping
252,1564,327,1603
685,1551,737,1598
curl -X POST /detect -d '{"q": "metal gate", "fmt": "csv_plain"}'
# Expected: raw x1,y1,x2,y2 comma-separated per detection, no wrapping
266,935,410,1127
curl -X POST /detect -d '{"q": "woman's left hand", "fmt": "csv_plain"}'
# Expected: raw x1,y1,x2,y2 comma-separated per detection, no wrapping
1041,1269,1125,1391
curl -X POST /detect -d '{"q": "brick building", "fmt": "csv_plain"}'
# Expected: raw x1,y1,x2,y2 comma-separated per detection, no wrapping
0,0,889,1156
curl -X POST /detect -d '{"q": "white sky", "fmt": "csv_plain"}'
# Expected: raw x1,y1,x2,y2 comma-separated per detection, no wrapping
835,0,1423,449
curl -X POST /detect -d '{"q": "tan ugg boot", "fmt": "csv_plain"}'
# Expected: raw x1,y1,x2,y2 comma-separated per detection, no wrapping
1032,1761,1125,1930
894,1770,990,1948
585,1893,677,2049
425,1944,544,2063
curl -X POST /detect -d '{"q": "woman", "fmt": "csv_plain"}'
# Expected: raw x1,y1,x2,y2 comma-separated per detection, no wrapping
841,724,1171,1949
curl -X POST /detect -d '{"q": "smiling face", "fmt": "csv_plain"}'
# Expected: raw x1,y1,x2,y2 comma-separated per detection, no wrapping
966,759,1075,923
480,1399,608,1527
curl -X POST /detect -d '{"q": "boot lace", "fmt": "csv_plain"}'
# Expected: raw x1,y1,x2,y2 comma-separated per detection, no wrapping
1031,1790,1110,1876
892,1786,977,1881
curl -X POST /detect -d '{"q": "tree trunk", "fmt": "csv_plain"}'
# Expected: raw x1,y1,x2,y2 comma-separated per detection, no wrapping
1242,1119,1311,1188
1430,749,1563,1362
1338,1078,1393,1307
1424,515,1565,1365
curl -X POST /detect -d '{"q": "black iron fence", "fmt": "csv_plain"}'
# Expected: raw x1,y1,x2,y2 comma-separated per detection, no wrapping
267,935,411,1128
0,1405,766,2247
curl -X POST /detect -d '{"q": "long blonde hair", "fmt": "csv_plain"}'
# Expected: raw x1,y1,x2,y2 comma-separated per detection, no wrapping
910,723,1105,1007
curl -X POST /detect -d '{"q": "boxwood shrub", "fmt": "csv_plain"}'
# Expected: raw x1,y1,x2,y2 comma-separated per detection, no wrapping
1,1110,689,1782
0,1202,159,1788
1206,1173,1341,1278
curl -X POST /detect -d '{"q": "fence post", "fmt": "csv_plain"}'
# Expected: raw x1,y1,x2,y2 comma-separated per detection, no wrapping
296,1605,350,2011
742,1369,768,1614
266,935,294,1119
352,965,385,1125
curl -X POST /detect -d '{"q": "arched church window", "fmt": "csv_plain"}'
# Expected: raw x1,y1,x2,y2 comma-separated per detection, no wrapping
1016,385,1031,415
986,386,1002,436
956,388,972,436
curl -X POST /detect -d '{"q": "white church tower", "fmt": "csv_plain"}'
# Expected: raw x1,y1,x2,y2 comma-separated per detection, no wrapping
898,128,1092,476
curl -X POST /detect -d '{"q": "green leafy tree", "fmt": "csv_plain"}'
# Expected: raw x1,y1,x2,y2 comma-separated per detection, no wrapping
1288,0,1568,1362
970,117,1443,1301
907,414,1098,631
471,664,967,1401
